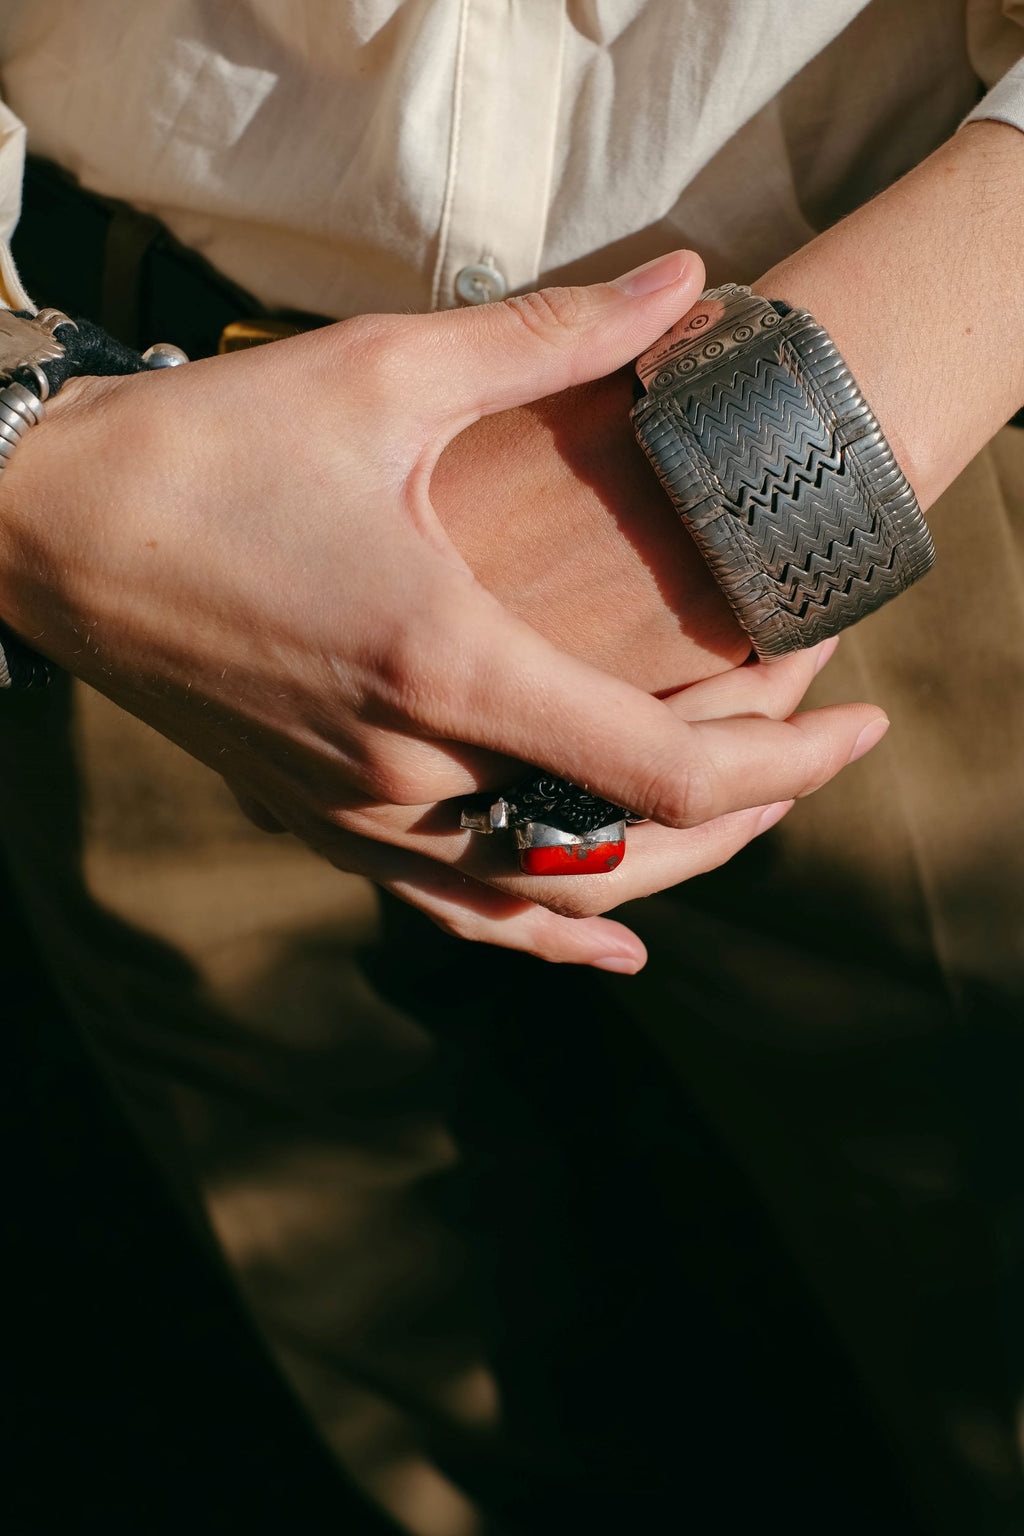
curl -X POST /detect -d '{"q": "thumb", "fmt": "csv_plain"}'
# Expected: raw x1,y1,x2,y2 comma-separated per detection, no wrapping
416,249,705,427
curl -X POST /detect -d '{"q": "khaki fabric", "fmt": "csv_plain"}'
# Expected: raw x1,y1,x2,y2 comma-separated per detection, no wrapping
2,429,1023,1534
0,2,1023,1530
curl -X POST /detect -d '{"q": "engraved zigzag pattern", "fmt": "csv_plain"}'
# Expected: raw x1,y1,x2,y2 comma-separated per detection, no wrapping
687,359,830,510
633,326,934,657
682,356,898,631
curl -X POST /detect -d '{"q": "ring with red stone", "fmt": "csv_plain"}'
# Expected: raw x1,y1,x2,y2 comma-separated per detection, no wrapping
460,771,642,876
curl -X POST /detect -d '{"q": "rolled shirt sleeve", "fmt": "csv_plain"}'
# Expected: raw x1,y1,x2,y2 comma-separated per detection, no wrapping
0,96,30,309
965,1,1024,132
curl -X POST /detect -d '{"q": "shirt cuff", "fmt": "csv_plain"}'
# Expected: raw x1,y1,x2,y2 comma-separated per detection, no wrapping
963,56,1024,135
0,99,31,312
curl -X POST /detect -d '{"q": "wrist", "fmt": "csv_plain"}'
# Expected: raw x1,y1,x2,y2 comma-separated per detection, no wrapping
0,374,127,652
756,120,1024,511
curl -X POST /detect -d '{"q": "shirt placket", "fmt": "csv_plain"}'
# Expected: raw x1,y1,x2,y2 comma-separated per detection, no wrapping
431,0,565,311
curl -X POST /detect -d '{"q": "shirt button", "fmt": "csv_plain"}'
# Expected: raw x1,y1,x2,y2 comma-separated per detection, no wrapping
455,262,507,304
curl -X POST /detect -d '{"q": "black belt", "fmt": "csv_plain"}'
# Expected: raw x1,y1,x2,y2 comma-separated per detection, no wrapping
12,157,327,360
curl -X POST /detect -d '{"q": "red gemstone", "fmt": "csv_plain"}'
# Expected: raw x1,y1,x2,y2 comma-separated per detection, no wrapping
519,841,625,876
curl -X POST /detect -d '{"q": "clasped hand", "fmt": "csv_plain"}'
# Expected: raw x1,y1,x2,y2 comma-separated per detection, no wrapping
0,250,886,970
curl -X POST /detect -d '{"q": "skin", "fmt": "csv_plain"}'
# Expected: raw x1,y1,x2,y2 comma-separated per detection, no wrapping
437,121,1024,683
3,119,1012,969
412,119,1024,962
0,251,883,973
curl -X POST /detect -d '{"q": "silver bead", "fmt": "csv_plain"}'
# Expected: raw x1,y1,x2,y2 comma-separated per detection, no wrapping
142,342,189,369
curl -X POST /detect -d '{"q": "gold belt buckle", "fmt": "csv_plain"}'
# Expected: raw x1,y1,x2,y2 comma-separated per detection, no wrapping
218,318,308,353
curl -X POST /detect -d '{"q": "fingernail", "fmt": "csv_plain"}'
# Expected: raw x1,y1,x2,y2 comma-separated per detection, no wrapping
813,636,840,675
612,250,694,297
847,715,890,764
593,954,643,975
755,800,794,835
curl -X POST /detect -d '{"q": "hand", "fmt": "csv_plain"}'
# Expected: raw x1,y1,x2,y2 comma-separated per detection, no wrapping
245,635,885,971
0,252,886,971
0,252,733,824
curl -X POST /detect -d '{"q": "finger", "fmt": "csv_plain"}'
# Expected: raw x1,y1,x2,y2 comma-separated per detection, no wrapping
304,635,840,813
488,801,795,916
426,586,887,827
664,636,839,724
330,801,796,964
416,250,706,426
318,683,885,874
313,633,842,816
681,705,889,817
312,829,649,971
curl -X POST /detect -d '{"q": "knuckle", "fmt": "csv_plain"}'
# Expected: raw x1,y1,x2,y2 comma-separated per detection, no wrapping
357,761,424,806
341,737,425,806
324,312,412,400
792,719,844,797
502,285,584,342
638,751,716,829
371,594,467,729
536,890,592,920
364,636,450,737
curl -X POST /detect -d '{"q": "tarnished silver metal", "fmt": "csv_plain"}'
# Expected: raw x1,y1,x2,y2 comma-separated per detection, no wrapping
460,772,642,874
461,791,629,874
142,341,189,368
0,387,40,439
0,399,37,435
0,381,45,424
12,383,44,423
0,310,66,387
24,362,50,402
632,283,935,657
7,381,44,419
32,308,77,337
460,798,511,834
513,818,627,851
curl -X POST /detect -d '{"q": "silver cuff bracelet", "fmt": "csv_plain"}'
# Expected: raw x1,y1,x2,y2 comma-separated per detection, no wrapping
631,283,935,658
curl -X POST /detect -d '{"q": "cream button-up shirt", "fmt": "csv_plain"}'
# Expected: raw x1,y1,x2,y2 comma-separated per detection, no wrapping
0,0,1021,319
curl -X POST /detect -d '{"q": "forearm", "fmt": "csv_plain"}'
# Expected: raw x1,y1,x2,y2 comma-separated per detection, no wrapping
432,369,749,693
435,120,1024,687
758,119,1024,510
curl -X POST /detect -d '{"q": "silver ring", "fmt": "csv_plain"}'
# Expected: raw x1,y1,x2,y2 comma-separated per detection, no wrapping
2,381,46,423
460,772,639,876
23,362,50,402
